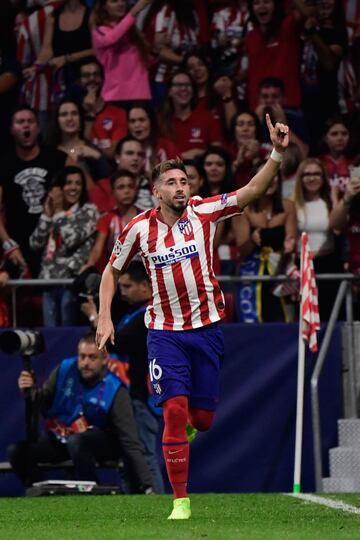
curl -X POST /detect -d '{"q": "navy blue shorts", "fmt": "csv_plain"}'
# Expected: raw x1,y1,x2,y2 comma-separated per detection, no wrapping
147,323,224,410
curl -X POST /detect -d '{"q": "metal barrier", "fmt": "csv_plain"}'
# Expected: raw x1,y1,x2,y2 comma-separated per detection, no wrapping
309,275,359,492
7,278,73,327
6,273,358,325
5,273,360,493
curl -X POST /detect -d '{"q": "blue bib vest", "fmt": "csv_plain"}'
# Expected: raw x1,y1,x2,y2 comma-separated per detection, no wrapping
47,356,122,429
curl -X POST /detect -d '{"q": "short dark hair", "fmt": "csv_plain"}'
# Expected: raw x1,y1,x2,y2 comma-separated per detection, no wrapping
152,157,187,184
183,158,205,179
11,105,38,123
110,169,137,188
115,135,142,156
50,165,88,207
79,330,97,346
122,261,149,283
259,77,285,93
79,57,103,74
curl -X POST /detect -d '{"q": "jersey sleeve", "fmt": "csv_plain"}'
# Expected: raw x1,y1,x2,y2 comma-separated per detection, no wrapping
109,217,141,272
190,192,241,224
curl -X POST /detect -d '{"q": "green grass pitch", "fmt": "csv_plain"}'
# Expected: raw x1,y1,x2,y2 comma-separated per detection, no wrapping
1,493,360,540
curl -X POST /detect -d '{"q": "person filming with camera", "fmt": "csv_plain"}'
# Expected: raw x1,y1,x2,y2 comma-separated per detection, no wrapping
7,331,153,494
330,168,360,318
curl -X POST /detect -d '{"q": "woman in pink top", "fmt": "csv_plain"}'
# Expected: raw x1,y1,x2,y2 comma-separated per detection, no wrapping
92,0,152,104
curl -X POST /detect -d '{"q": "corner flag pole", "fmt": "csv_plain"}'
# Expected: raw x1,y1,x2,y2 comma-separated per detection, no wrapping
293,233,306,494
293,233,320,493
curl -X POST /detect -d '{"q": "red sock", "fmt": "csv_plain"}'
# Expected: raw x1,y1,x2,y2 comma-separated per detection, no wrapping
162,396,189,499
189,408,215,431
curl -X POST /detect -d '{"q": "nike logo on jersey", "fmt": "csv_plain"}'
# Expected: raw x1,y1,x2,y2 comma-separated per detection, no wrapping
168,449,183,455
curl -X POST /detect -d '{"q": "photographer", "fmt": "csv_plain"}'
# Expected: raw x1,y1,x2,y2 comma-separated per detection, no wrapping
81,262,165,494
7,331,154,493
330,171,360,318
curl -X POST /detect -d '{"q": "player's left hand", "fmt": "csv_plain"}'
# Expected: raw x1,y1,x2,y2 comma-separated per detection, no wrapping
266,113,289,153
96,316,114,350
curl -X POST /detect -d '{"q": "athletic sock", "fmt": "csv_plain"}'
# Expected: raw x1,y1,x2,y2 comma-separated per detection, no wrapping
162,396,189,499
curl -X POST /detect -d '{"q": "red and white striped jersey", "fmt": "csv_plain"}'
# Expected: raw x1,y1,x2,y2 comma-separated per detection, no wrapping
16,2,63,112
110,192,241,331
210,6,251,53
153,5,199,83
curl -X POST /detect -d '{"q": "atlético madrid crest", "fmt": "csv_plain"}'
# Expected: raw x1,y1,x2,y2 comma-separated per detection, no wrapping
178,218,193,236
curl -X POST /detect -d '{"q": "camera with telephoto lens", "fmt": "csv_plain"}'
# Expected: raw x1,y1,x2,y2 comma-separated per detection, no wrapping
0,329,45,356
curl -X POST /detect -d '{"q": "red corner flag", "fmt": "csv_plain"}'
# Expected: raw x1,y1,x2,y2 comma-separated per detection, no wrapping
300,233,320,352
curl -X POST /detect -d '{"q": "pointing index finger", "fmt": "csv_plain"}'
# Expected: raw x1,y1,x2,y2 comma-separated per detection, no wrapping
265,113,274,132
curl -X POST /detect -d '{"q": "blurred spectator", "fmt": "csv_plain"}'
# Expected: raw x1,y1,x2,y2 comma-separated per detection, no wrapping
318,114,360,203
115,262,164,492
23,0,94,102
183,50,237,133
183,158,204,196
16,1,63,136
48,98,111,190
7,331,154,493
82,261,165,493
210,0,251,83
115,136,154,209
200,146,237,275
92,0,152,106
82,169,141,273
236,164,296,322
159,69,223,159
201,145,234,197
0,269,10,328
210,0,250,71
330,167,360,318
300,0,348,151
29,165,99,326
127,101,177,174
281,142,303,199
337,3,360,115
76,58,128,158
243,0,302,111
0,105,68,278
145,0,200,107
293,158,341,321
229,109,268,188
0,0,21,152
254,77,309,158
88,136,154,211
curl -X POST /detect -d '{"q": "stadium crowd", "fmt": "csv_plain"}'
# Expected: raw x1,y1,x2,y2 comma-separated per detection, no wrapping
0,0,359,326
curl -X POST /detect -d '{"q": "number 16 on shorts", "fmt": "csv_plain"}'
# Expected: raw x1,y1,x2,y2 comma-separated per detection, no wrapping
149,358,163,396
149,358,163,382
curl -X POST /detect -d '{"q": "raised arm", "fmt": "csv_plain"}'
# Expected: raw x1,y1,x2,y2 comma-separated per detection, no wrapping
236,114,289,210
35,13,54,65
93,0,151,50
329,176,360,230
92,13,136,50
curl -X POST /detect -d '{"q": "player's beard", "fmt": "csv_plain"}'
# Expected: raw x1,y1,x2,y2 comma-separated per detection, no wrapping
170,198,188,214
